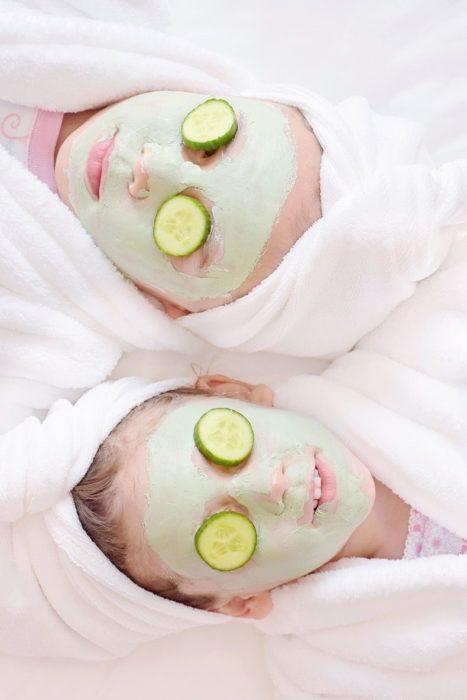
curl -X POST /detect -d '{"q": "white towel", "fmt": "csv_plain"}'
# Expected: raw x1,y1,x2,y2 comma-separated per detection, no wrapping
251,236,467,699
0,377,225,659
183,86,467,357
2,4,467,423
1,5,467,695
3,260,467,686
0,4,251,422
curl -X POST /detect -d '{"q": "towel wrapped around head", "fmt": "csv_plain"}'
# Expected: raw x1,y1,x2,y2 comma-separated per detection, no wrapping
0,377,226,659
1,6,467,422
0,6,252,421
250,235,467,699
2,349,467,675
182,85,467,356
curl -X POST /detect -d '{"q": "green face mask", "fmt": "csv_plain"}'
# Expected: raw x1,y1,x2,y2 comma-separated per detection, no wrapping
63,91,297,304
144,398,374,595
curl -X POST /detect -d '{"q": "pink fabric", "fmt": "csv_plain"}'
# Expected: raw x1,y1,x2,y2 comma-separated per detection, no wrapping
403,508,467,559
28,108,63,193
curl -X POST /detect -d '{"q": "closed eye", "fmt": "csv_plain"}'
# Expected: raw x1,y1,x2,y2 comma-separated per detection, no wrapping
182,143,224,169
166,188,222,272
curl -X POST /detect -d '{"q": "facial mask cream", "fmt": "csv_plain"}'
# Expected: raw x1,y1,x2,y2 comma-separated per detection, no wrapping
63,91,297,303
144,398,373,595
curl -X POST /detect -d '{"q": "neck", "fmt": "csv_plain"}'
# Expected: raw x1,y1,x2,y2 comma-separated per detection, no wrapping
330,478,411,563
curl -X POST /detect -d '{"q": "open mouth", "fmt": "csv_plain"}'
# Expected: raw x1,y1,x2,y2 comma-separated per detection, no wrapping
315,453,336,508
84,129,118,200
298,451,337,525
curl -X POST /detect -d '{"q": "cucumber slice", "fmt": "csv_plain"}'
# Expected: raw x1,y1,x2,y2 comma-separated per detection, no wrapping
195,511,257,571
194,408,254,467
153,194,211,257
181,98,238,151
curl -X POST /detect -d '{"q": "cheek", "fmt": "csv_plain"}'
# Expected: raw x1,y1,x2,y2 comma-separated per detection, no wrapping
348,455,376,503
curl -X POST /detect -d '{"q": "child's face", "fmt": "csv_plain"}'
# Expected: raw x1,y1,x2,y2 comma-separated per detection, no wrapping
121,395,374,601
55,91,322,314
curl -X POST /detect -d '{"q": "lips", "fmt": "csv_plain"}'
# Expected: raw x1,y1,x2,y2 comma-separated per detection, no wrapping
315,453,336,508
298,451,337,526
84,130,118,200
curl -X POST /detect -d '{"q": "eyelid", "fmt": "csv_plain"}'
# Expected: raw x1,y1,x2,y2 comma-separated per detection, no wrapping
200,494,251,522
181,143,226,169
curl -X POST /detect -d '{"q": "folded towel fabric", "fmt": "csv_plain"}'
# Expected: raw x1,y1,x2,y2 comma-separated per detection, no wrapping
0,6,252,422
0,377,225,659
1,5,467,696
2,7,467,427
252,236,467,699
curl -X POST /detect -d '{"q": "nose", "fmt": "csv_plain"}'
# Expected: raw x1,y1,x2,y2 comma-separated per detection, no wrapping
128,150,150,199
227,457,291,516
128,142,194,200
270,461,288,503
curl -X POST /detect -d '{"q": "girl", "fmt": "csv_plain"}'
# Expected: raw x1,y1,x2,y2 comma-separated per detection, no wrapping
3,7,467,429
1,366,466,697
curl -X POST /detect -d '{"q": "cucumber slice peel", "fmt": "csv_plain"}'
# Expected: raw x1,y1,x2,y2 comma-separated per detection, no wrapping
195,511,257,571
153,194,211,257
181,98,238,151
194,408,254,467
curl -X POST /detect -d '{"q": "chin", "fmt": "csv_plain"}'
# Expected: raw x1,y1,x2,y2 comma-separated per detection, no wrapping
350,453,376,505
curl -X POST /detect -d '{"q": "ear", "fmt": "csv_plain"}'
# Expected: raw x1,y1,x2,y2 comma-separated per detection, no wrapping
195,374,274,407
157,297,190,319
135,284,190,319
209,590,273,619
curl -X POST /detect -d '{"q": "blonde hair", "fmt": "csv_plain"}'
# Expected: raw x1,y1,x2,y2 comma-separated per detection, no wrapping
72,387,217,610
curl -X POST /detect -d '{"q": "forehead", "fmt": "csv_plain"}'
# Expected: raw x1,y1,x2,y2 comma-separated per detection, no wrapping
102,90,287,124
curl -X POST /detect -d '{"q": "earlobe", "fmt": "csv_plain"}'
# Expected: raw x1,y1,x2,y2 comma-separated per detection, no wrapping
195,374,274,406
210,590,273,619
158,297,190,319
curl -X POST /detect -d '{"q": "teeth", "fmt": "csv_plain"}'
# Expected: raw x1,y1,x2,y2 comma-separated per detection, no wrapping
313,474,322,500
311,466,322,511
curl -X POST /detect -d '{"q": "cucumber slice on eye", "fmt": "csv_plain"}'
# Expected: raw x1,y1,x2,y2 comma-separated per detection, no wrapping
194,408,254,467
195,511,257,571
153,194,211,256
181,98,238,151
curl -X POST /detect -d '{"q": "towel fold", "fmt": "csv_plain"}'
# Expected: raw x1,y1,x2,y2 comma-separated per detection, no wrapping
0,377,225,659
2,6,467,422
0,6,253,418
1,5,467,697
251,236,467,698
183,87,467,357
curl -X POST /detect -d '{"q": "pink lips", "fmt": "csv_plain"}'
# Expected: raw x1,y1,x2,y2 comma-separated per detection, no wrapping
315,453,336,507
84,130,117,200
298,452,337,526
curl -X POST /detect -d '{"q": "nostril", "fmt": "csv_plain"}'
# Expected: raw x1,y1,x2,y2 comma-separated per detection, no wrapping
270,462,288,504
128,150,150,199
